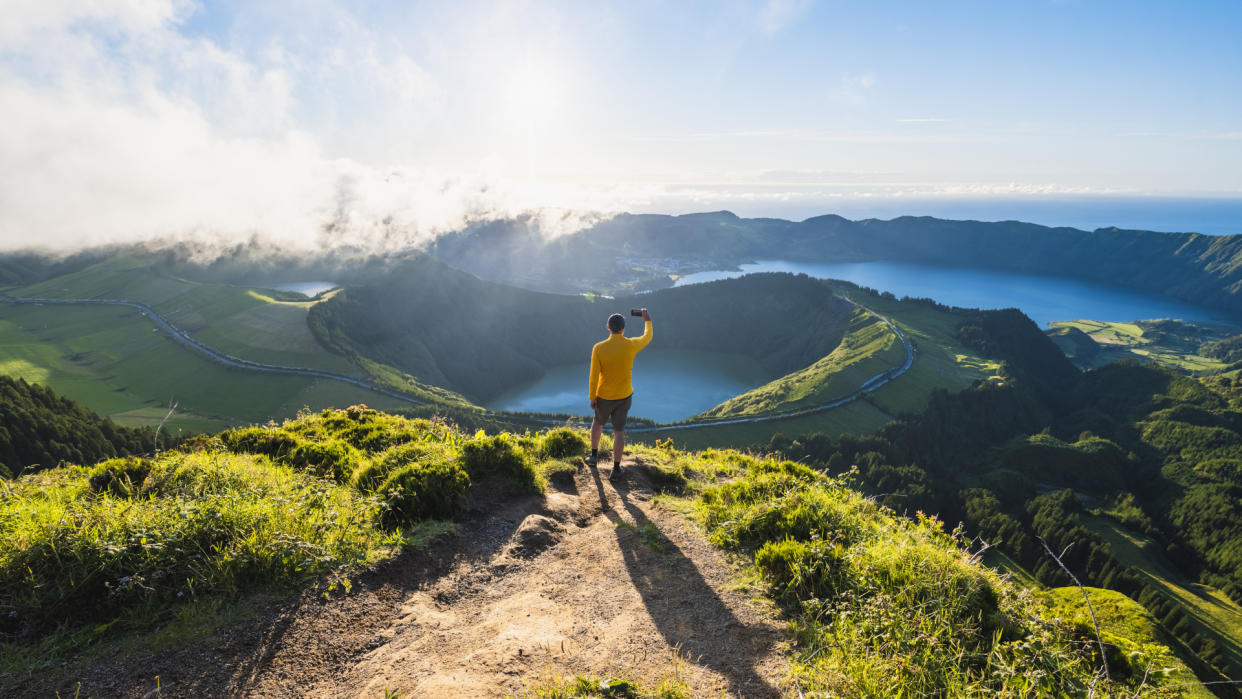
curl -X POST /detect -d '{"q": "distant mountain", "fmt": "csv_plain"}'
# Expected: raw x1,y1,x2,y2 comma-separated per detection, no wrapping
430,212,1242,315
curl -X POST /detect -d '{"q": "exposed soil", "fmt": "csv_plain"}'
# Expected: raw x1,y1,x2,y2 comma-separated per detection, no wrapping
8,458,788,698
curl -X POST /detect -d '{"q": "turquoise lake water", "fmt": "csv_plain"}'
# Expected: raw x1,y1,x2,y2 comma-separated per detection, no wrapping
486,348,771,423
674,260,1235,329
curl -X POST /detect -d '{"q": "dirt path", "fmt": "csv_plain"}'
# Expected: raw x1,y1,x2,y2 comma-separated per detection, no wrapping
331,460,787,698
16,459,788,698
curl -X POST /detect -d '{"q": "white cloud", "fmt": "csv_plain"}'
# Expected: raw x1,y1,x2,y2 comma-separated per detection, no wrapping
830,71,877,106
756,0,812,37
0,0,186,44
0,0,595,254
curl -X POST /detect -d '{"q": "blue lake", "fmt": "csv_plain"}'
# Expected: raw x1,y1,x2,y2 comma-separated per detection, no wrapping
486,348,771,423
493,260,1236,422
674,260,1235,329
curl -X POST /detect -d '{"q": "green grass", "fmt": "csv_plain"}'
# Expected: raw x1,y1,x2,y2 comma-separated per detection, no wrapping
0,408,564,675
1082,513,1242,680
636,398,895,451
680,452,1183,697
698,309,903,419
0,450,395,643
1038,587,1211,697
1050,319,1233,374
0,303,410,433
13,257,360,376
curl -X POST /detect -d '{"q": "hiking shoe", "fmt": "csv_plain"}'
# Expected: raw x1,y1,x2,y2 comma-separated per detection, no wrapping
609,463,623,481
584,453,598,468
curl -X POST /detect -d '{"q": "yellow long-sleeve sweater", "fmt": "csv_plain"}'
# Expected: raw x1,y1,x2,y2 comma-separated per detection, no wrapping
588,320,653,401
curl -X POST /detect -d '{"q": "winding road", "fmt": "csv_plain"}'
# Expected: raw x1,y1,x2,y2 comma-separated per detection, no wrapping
629,290,915,432
0,295,428,407
1,289,915,431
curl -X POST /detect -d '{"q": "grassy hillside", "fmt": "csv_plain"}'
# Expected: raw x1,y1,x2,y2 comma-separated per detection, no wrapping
697,309,901,419
639,447,1186,696
1038,586,1211,697
0,410,1193,696
0,302,410,433
1083,514,1242,681
764,346,1242,688
13,255,360,375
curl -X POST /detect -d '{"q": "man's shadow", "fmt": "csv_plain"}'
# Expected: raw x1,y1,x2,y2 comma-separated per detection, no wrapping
587,466,780,698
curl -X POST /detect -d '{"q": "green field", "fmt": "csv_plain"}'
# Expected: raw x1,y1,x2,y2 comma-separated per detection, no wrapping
13,257,360,375
0,303,409,434
1082,513,1242,680
1049,319,1233,374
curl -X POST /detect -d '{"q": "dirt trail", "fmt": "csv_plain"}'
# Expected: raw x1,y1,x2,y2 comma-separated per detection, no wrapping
328,460,787,698
18,459,787,698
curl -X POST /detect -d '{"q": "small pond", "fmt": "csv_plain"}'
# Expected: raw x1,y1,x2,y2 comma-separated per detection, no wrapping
268,281,338,297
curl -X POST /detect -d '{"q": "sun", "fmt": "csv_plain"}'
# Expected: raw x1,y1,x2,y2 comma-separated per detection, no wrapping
504,58,564,179
509,63,558,118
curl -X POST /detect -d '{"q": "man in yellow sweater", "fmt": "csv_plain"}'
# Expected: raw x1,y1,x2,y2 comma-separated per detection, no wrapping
587,308,653,479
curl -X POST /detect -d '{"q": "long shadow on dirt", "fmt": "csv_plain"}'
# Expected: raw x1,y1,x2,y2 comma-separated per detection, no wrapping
587,466,781,698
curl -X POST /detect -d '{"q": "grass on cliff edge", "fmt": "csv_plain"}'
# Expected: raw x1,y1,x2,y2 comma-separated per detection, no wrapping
0,406,586,675
0,408,1195,695
632,443,1188,697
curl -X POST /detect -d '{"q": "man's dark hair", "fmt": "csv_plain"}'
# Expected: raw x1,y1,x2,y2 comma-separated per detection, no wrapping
607,313,626,332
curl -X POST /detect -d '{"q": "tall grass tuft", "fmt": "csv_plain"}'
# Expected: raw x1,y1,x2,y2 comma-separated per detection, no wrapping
0,451,388,636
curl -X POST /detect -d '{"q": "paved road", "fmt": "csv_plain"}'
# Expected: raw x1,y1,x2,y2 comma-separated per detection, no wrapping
2,289,915,431
0,295,428,407
628,288,915,432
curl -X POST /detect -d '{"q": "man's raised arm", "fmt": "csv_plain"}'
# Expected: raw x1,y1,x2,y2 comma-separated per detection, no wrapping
635,308,653,350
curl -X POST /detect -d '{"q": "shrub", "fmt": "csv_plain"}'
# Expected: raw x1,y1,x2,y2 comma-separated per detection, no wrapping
536,426,588,459
286,439,359,483
354,441,459,492
461,433,542,492
377,461,470,525
86,456,152,498
755,538,849,607
219,426,298,457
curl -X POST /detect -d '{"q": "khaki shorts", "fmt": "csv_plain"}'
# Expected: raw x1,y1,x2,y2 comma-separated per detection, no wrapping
593,395,633,431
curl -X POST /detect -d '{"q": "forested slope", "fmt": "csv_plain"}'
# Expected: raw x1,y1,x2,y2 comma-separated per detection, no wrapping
766,309,1242,687
0,376,160,477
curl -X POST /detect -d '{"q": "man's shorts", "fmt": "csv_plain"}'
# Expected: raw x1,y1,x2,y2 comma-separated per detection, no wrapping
593,395,633,431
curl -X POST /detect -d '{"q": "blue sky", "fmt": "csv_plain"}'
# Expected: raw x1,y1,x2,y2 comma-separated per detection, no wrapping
0,1,1239,249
